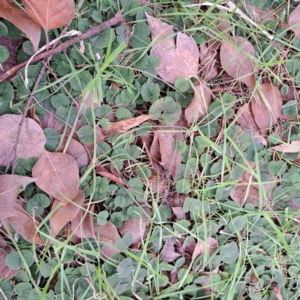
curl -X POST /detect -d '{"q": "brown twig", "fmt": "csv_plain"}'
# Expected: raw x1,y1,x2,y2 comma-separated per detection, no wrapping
0,12,124,82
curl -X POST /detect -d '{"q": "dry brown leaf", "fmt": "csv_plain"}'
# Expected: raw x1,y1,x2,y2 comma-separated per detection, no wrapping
192,237,218,261
0,0,41,51
270,141,300,153
199,44,219,81
94,222,120,258
71,205,95,239
288,5,300,38
95,165,127,187
251,83,282,133
0,114,46,167
101,114,151,136
149,132,162,172
32,151,79,205
236,104,267,145
172,207,186,220
0,175,35,220
149,170,166,194
161,237,181,262
22,0,75,32
6,202,44,244
49,190,85,238
119,206,150,246
220,36,256,89
245,5,276,25
57,136,89,169
146,13,199,83
0,238,19,279
157,128,182,178
230,169,275,207
197,267,219,296
185,83,211,125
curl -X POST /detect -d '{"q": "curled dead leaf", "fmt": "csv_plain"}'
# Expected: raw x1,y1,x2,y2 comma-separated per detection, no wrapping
270,140,300,153
192,237,218,261
185,83,211,125
50,190,85,238
161,237,181,262
32,151,79,205
96,165,127,187
220,36,256,89
0,114,46,167
251,83,282,133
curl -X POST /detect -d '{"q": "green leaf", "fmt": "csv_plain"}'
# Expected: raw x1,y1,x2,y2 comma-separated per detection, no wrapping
96,211,109,226
115,232,133,251
44,128,60,151
6,250,34,269
121,0,140,16
22,41,34,55
110,212,124,228
220,241,238,259
96,104,112,118
0,21,8,36
15,282,32,300
56,106,78,125
175,179,191,193
141,81,160,102
70,71,92,91
172,140,186,153
0,81,13,102
117,258,134,278
228,216,247,231
0,45,9,63
183,197,201,213
149,97,181,125
129,23,151,48
174,78,189,93
115,107,133,120
126,145,141,158
131,51,148,69
51,93,71,109
282,101,298,118
78,18,90,33
26,193,50,216
268,161,287,176
78,125,94,144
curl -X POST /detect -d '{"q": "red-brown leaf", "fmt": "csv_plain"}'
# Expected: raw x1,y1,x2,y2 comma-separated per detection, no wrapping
146,13,199,83
0,0,41,51
32,151,79,205
50,190,85,238
185,83,211,125
0,114,46,167
270,141,300,153
288,5,300,38
0,238,19,278
95,165,127,186
22,0,75,32
0,175,35,220
220,36,256,89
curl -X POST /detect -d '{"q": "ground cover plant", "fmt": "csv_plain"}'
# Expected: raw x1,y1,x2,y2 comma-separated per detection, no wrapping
1,0,300,299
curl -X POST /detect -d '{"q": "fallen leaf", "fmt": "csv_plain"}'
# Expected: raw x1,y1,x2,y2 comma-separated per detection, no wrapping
101,114,152,136
199,44,219,81
172,207,186,220
118,206,150,246
6,201,44,244
0,175,35,220
270,141,300,153
251,83,282,133
245,4,276,25
0,114,46,167
146,13,199,83
71,205,95,239
58,136,89,169
161,237,181,262
49,190,85,238
23,0,75,32
287,5,300,38
94,222,121,258
149,132,162,172
0,0,41,51
236,104,267,145
185,83,211,125
95,165,127,186
192,237,218,261
149,170,166,194
0,238,19,279
197,267,219,296
220,36,256,89
230,169,275,207
157,128,182,178
32,151,79,205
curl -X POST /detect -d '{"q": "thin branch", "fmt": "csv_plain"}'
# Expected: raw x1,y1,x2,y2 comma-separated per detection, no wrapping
0,12,124,82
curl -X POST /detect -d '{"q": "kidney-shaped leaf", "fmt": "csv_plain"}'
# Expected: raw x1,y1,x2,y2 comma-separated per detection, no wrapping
0,175,35,220
0,0,41,51
22,0,75,32
220,36,256,89
32,151,79,205
0,114,46,167
146,13,199,83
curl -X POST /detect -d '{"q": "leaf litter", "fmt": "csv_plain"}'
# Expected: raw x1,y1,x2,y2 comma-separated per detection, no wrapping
1,3,300,298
